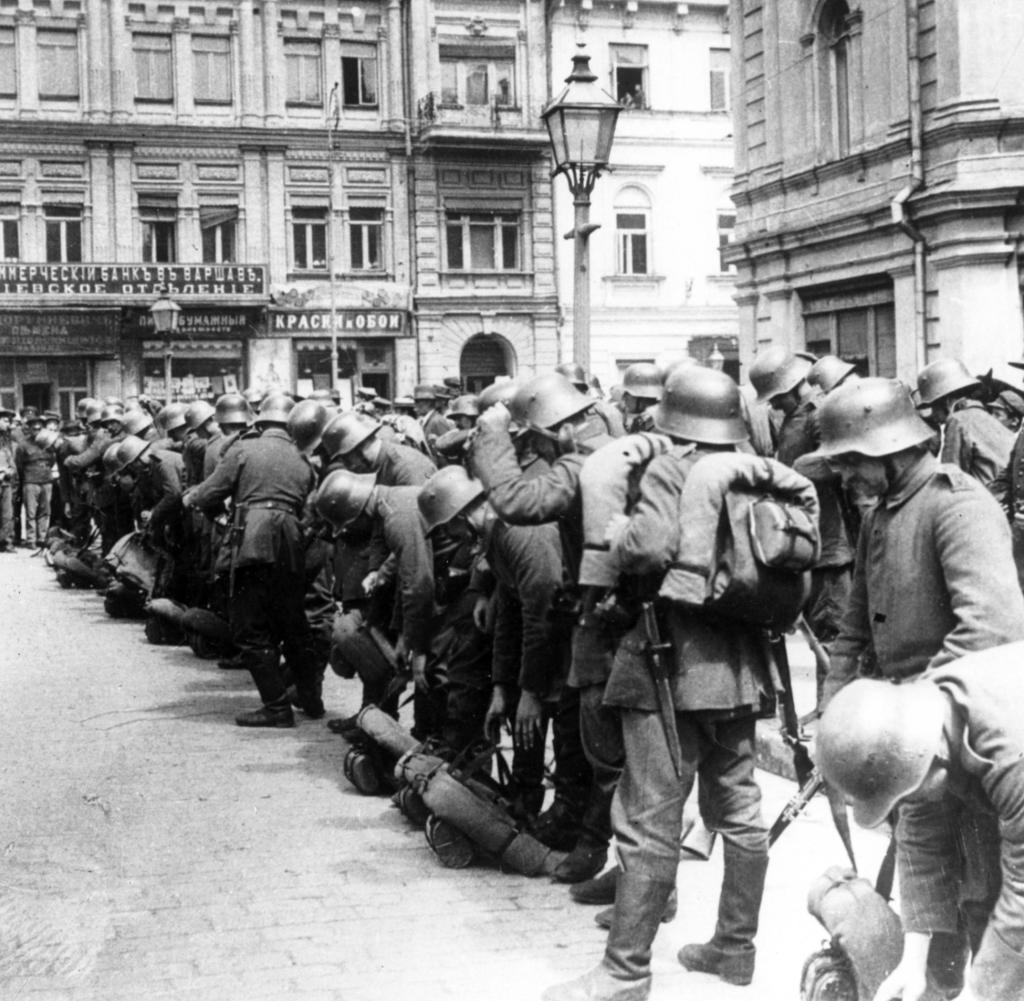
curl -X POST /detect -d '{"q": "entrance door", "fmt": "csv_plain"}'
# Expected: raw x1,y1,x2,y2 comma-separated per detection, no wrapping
21,382,52,413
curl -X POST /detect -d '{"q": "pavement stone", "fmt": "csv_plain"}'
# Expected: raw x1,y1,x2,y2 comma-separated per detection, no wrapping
0,550,888,1001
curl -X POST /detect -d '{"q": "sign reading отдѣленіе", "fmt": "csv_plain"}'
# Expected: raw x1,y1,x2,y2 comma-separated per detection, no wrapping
0,264,266,296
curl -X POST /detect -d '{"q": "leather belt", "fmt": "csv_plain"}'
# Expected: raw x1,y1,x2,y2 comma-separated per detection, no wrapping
245,500,300,516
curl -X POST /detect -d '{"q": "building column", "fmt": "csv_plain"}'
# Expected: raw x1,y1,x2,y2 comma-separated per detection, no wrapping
263,0,284,126
265,149,287,276
385,0,403,131
240,145,266,263
111,142,134,260
108,0,132,123
16,7,39,119
238,0,260,126
85,142,111,258
173,17,194,124
85,0,108,122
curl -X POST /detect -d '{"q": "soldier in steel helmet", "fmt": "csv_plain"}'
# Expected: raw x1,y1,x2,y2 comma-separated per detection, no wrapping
183,393,322,727
817,642,1024,1001
546,366,774,1001
618,362,664,433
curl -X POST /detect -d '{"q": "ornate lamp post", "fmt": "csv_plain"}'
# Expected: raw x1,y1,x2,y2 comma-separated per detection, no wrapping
542,47,621,373
708,342,725,371
149,290,181,404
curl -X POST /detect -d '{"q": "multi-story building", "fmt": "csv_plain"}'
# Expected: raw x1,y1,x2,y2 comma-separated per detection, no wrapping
547,0,739,390
0,0,557,415
729,0,1024,380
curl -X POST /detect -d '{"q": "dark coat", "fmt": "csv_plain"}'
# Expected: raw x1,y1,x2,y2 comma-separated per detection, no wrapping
15,436,55,485
941,399,1014,500
375,439,436,486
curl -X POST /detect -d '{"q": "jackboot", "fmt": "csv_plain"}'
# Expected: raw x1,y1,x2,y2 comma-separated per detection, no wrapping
553,836,608,884
571,865,620,905
236,694,295,728
595,887,676,930
543,873,674,1001
237,649,294,728
532,798,582,852
677,841,768,986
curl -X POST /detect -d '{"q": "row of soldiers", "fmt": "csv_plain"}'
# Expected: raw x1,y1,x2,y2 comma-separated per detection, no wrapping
36,343,1024,1001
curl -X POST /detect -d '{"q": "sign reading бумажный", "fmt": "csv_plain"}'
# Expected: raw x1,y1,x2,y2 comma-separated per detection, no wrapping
0,264,266,296
269,309,408,335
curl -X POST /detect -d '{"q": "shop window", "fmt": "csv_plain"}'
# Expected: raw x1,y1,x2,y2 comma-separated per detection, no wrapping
44,205,82,263
717,210,736,273
341,43,378,107
140,198,177,263
292,206,328,271
611,44,647,109
200,206,237,263
0,204,19,261
0,28,15,98
348,206,383,271
134,33,173,103
38,29,79,100
193,35,232,105
439,48,514,107
709,48,730,112
803,295,895,377
285,39,322,106
445,212,519,271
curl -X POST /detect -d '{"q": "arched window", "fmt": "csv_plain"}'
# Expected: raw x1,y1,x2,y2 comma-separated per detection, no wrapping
820,0,852,158
459,333,516,394
614,185,652,276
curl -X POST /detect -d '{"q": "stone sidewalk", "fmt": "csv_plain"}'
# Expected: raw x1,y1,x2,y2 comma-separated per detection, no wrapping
0,551,887,1001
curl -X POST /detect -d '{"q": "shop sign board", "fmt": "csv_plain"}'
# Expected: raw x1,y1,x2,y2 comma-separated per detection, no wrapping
0,264,266,297
268,309,408,336
128,307,262,336
0,310,120,355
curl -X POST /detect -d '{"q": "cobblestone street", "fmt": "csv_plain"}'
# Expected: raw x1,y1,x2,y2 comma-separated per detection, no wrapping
0,550,889,1001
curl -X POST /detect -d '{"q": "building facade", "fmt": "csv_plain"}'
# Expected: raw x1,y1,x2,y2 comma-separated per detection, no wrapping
729,0,1024,380
0,0,558,416
547,0,739,391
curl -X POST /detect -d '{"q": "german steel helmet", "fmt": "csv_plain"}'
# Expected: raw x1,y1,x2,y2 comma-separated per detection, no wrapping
287,399,331,455
242,387,265,407
653,366,748,445
77,397,99,420
622,362,665,401
555,362,589,391
184,400,216,431
115,435,152,471
915,358,979,407
100,403,126,424
512,373,592,432
322,411,381,459
417,466,486,537
807,355,857,394
816,677,947,828
256,393,294,425
477,379,519,412
315,469,377,529
124,409,154,437
214,393,253,427
102,442,122,477
812,378,933,458
749,346,813,403
84,401,105,425
448,395,481,421
156,403,189,433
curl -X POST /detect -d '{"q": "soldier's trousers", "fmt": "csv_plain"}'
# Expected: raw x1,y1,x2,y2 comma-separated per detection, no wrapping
22,482,52,546
229,565,318,705
0,482,12,547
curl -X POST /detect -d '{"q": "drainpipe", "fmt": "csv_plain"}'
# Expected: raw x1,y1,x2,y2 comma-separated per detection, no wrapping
890,0,926,372
401,0,420,389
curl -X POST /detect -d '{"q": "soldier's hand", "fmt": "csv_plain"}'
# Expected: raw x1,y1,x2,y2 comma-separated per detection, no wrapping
362,570,381,595
485,686,507,743
410,652,429,693
515,691,544,751
476,401,511,434
472,595,491,634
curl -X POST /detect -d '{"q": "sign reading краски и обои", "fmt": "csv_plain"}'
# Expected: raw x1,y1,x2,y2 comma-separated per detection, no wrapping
269,310,409,335
0,264,265,296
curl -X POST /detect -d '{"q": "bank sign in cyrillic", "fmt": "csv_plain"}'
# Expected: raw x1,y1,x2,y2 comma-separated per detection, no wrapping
0,264,266,296
269,310,408,335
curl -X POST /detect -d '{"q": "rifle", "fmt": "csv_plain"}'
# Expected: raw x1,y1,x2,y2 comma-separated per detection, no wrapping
641,602,683,780
227,503,246,598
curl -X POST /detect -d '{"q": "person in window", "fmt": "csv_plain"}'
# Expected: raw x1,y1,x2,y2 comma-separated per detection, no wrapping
631,84,645,110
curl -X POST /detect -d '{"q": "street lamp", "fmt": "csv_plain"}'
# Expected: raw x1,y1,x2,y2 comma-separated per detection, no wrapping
150,291,181,405
542,47,621,374
707,342,725,371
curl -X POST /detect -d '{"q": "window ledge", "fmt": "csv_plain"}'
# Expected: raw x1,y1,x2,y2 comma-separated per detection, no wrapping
135,98,174,105
707,273,737,283
602,274,665,285
442,269,533,277
195,99,234,107
288,270,331,279
342,104,380,111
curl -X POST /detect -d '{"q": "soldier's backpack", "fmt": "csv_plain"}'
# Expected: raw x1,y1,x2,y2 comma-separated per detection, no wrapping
660,451,820,631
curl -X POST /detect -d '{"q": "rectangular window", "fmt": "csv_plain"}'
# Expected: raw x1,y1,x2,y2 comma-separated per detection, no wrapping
292,207,328,271
709,48,730,112
134,34,173,102
439,50,514,107
349,207,384,271
200,206,237,263
611,43,647,109
38,29,79,100
802,297,896,378
616,213,649,275
0,28,15,97
341,43,378,107
285,39,322,105
445,212,519,271
193,35,232,104
717,211,736,273
139,198,177,263
44,205,82,263
0,204,19,261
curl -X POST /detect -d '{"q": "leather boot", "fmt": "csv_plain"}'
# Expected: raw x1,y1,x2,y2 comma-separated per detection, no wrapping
543,872,674,1001
571,864,620,905
595,887,676,930
237,650,293,728
553,836,608,884
678,841,768,986
236,694,295,728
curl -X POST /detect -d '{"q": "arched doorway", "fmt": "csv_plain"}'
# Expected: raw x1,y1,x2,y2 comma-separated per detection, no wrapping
459,332,516,393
